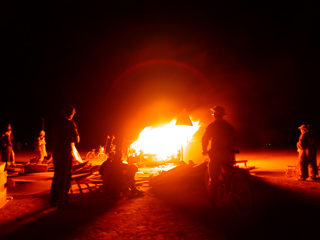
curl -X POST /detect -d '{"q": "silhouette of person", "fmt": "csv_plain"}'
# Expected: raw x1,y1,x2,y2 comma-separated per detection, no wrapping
102,150,143,199
202,106,237,203
1,124,16,168
50,105,80,209
35,130,47,164
99,151,115,179
297,124,318,181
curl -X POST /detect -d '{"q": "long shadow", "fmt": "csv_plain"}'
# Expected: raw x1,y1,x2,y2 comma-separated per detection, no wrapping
0,190,118,240
149,175,320,240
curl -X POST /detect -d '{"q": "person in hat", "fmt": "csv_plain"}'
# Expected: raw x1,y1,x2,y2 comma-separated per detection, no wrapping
296,124,318,181
35,130,47,164
50,105,80,209
202,106,237,203
1,124,16,168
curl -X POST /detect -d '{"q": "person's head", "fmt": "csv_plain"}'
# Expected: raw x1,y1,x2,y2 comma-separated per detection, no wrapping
298,124,308,133
210,105,227,119
62,105,76,119
6,124,12,133
39,130,45,137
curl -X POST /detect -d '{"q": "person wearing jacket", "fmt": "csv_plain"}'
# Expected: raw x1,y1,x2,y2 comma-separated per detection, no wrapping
297,124,318,181
202,106,237,203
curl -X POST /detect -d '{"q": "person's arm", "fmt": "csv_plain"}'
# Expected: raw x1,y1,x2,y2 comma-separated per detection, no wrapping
73,135,80,144
70,120,80,144
202,127,210,155
298,133,307,150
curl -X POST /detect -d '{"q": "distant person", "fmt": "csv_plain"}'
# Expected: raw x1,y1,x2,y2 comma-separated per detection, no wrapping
35,130,48,164
50,105,80,209
1,124,16,168
202,106,237,203
297,124,318,181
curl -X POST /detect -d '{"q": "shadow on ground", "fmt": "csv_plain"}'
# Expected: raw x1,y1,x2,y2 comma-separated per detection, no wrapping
1,175,320,239
0,191,118,240
149,174,320,240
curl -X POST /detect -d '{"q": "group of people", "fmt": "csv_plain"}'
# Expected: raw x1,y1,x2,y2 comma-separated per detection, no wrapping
1,104,318,209
49,105,143,210
99,151,144,199
0,124,48,169
1,124,16,168
202,105,319,204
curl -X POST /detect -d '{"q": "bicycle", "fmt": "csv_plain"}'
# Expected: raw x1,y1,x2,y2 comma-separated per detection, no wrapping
86,146,107,162
205,160,253,217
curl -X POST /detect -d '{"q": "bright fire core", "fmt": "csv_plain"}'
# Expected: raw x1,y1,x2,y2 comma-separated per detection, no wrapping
130,119,200,161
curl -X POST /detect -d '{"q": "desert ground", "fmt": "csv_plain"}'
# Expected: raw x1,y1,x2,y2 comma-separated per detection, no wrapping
1,149,320,240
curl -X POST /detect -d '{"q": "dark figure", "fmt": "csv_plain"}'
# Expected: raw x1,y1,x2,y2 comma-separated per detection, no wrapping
50,105,80,209
99,151,115,178
35,130,47,164
102,150,143,199
1,124,15,168
297,124,318,181
202,106,237,203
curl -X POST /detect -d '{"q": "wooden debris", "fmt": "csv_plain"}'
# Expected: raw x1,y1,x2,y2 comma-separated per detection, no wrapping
149,161,208,187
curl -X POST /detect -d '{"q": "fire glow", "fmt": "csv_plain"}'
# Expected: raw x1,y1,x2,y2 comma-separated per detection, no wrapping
130,119,200,161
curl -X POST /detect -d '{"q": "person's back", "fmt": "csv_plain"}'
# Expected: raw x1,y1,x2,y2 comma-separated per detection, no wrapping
53,116,78,154
205,118,236,154
50,105,79,209
102,158,123,199
202,109,237,163
304,129,318,160
202,106,237,203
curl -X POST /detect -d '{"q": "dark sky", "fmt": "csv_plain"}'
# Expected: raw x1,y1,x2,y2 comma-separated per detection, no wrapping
1,1,319,148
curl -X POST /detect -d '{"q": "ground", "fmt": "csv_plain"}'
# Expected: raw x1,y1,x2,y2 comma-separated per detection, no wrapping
1,149,320,239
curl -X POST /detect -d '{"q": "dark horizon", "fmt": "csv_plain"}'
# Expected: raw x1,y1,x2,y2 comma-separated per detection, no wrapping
1,1,319,149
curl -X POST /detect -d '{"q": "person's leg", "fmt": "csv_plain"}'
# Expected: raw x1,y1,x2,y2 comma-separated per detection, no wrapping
208,160,221,202
299,158,308,180
10,149,16,166
50,163,60,206
309,159,318,179
58,155,72,209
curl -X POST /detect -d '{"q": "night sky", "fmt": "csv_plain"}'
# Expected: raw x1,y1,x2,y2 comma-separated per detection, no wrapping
1,1,319,149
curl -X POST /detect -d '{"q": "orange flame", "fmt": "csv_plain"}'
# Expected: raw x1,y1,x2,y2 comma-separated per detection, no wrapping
130,119,200,161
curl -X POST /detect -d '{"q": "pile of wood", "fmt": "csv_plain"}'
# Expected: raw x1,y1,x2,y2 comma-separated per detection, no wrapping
148,160,253,187
149,161,208,187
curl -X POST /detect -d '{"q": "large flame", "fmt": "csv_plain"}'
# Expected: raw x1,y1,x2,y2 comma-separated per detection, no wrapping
130,119,200,161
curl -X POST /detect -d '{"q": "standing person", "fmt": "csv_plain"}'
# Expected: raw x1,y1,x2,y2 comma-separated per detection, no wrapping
35,130,47,164
1,124,16,168
202,106,237,204
50,105,80,209
297,124,318,181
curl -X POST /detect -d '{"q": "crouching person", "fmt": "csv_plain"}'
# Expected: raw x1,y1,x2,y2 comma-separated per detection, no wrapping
101,150,143,199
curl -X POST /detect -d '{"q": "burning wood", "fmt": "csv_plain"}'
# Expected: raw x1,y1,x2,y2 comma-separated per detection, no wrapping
129,118,200,165
149,160,208,187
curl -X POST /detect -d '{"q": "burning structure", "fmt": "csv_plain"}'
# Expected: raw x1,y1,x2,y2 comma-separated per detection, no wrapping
128,110,200,166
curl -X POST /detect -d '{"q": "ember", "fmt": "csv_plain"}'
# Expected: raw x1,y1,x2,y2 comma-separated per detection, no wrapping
129,119,200,162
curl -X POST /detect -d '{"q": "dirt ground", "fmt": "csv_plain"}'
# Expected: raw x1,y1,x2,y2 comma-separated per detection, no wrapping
1,150,320,240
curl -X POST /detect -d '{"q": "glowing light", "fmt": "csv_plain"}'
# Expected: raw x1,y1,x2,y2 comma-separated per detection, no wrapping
130,119,200,161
